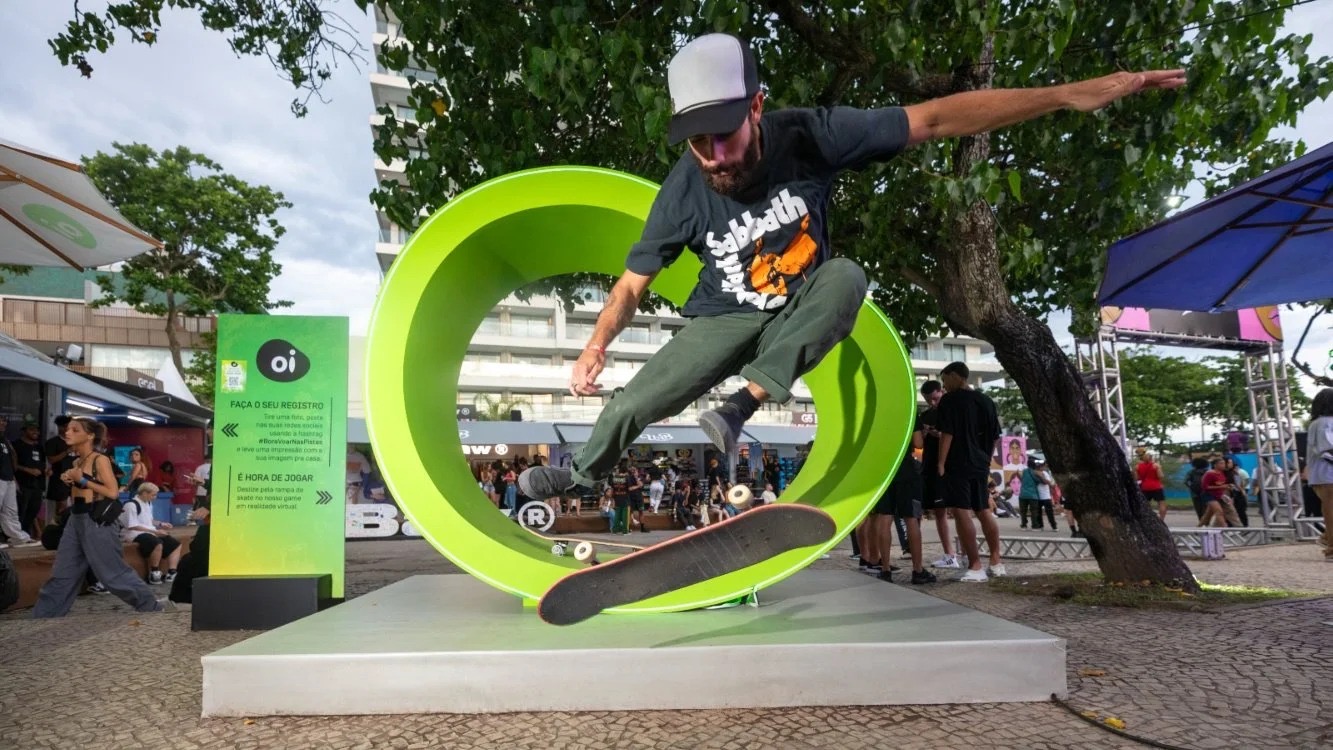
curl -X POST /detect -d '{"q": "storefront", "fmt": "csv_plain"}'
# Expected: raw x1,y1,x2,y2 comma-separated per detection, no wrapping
737,424,818,492
458,420,561,481
554,423,713,488
0,342,205,522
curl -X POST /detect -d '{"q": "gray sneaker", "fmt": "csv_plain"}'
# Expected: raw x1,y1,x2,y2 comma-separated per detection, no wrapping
699,405,746,455
518,466,574,500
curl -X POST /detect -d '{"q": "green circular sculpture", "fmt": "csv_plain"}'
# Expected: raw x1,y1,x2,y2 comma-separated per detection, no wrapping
365,166,915,612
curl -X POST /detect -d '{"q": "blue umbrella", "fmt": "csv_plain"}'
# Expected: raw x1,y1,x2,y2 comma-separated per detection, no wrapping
1099,142,1332,311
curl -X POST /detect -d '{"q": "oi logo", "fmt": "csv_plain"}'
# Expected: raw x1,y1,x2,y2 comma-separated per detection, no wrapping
257,339,311,382
23,204,97,249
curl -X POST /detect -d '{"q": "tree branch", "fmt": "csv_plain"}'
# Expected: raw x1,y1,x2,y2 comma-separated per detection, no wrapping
762,0,957,102
1290,308,1333,387
898,265,941,297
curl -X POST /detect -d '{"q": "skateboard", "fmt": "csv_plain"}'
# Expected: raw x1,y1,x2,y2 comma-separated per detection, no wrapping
537,503,835,625
516,520,645,562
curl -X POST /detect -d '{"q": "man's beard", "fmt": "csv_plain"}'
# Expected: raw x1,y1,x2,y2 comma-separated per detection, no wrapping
697,123,762,198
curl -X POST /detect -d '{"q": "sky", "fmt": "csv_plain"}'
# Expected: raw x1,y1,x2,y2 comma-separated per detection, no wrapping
1,1,1329,404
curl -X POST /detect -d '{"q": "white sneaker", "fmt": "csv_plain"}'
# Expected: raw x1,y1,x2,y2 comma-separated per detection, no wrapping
685,525,696,531
149,571,163,584
987,563,1008,577
931,555,961,569
958,568,989,583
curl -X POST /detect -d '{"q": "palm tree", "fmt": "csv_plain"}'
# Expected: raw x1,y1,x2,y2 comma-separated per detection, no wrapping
473,394,533,421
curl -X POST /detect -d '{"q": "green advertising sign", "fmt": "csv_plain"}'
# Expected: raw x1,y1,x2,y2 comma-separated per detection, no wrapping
212,315,348,597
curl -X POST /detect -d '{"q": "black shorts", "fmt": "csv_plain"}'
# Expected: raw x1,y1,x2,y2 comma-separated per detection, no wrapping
874,468,923,519
921,473,943,507
940,474,989,513
133,532,180,558
628,493,644,511
1143,488,1165,503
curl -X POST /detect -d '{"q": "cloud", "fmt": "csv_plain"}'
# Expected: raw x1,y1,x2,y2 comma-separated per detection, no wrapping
269,256,380,336
0,0,379,281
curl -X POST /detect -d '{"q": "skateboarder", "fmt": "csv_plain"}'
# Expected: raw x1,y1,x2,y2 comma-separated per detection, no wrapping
520,32,1185,502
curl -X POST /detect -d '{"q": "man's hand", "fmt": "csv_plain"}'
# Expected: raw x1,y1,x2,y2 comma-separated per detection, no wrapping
1064,70,1187,113
569,347,606,397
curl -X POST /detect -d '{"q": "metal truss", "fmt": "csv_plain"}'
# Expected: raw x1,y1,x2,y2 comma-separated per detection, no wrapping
1245,344,1308,536
1075,327,1129,453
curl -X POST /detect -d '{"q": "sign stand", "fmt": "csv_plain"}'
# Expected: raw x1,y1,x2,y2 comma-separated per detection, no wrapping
193,315,348,630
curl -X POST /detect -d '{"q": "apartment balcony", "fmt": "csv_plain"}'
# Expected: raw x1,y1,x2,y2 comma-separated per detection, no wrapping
0,298,213,349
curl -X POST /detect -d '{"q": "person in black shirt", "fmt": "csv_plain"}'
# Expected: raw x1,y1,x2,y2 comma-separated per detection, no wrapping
516,33,1184,504
935,362,1003,582
915,380,961,570
14,421,47,538
45,416,75,524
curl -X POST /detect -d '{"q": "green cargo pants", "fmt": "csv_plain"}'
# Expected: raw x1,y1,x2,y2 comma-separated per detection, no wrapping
571,258,867,487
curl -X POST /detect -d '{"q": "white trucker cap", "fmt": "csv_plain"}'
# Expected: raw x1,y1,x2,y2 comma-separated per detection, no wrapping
667,34,760,145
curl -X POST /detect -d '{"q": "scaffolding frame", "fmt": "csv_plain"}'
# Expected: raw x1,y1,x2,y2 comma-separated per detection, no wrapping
1076,327,1128,453
1244,344,1308,536
1075,326,1305,537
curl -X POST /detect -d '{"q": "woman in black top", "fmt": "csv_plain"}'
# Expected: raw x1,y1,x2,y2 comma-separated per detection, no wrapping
32,417,162,617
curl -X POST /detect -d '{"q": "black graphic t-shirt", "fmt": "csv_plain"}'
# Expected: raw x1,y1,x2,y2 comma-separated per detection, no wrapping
627,106,910,317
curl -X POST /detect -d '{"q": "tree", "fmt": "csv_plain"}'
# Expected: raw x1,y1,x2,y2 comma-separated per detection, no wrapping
1191,353,1312,435
50,1,365,117
472,393,532,422
82,143,292,382
1118,349,1216,449
985,384,1033,436
183,331,217,406
58,2,1333,589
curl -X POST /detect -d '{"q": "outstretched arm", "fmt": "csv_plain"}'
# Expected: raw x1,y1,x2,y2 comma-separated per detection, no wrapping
904,69,1187,146
569,269,657,396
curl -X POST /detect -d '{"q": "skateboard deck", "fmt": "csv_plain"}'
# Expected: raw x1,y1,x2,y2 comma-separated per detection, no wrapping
537,504,835,625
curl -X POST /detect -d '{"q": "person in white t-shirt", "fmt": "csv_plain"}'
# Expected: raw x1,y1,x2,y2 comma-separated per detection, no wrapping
759,483,778,506
187,458,211,506
121,483,182,585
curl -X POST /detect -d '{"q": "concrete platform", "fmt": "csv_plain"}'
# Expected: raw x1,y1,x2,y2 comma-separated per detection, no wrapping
201,570,1066,716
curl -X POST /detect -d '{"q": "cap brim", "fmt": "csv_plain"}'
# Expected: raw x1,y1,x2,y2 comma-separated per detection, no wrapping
668,98,752,145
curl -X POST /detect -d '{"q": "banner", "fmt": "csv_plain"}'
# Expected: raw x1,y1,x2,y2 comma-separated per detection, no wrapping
211,315,348,597
1101,306,1281,344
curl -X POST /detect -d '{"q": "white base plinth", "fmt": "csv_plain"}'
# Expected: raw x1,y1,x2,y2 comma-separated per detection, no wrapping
201,570,1065,716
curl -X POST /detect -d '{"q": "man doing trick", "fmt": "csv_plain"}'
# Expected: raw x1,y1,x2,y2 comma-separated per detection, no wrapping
520,32,1184,501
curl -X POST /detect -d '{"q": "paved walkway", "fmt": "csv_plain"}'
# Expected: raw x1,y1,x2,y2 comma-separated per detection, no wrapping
1,513,1329,749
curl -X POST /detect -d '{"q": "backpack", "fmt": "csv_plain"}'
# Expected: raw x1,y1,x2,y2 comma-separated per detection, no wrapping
1186,468,1206,498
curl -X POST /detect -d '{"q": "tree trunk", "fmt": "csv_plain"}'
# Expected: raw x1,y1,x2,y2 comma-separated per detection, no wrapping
930,31,1197,589
164,292,184,376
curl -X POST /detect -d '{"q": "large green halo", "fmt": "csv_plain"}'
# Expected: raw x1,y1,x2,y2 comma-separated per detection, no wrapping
365,166,915,612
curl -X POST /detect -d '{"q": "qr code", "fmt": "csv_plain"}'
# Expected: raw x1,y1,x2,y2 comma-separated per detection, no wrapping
222,361,247,393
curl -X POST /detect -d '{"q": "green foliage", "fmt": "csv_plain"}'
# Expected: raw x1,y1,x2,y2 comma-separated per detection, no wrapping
1189,353,1312,432
81,143,291,382
0,266,32,285
985,384,1034,434
1116,350,1313,447
472,393,532,422
51,3,1332,340
1119,348,1217,448
183,330,217,406
50,1,364,116
356,0,1331,344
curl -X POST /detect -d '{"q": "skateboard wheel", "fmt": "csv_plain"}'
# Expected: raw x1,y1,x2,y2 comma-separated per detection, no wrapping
551,542,566,556
573,541,596,563
727,484,753,508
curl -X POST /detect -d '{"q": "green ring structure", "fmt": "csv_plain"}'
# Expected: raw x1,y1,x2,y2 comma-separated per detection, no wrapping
366,166,915,612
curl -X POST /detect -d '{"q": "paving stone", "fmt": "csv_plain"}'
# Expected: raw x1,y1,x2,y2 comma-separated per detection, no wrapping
2,513,1330,748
